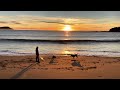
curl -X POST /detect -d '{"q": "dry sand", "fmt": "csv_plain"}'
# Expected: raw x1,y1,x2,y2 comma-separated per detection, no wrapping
0,55,120,79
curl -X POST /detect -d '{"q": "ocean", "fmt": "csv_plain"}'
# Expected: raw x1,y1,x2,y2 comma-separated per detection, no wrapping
0,30,120,57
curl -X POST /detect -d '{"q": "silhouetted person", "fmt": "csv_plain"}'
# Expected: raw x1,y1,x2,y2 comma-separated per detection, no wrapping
36,46,40,63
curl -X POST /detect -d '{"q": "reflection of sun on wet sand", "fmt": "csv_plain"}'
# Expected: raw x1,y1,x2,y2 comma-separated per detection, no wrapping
0,55,120,79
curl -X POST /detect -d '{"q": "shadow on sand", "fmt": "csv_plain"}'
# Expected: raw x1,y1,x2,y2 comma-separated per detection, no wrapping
71,60,82,67
10,62,38,79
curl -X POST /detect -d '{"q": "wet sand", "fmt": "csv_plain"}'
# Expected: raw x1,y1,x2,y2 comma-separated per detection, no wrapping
0,55,120,79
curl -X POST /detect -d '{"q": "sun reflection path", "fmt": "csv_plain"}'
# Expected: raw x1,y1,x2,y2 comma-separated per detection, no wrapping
64,31,70,40
65,31,69,36
64,50,71,55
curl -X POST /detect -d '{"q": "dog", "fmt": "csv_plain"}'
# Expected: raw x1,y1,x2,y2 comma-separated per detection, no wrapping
52,55,56,59
71,54,78,59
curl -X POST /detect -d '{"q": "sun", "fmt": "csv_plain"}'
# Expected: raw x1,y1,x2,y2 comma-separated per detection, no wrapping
62,25,72,31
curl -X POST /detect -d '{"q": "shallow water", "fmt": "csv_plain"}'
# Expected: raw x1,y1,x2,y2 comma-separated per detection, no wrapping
0,30,120,57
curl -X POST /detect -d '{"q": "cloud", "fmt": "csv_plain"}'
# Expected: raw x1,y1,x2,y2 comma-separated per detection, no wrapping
0,14,120,31
0,20,22,25
0,15,104,25
13,15,87,25
39,20,75,25
0,16,10,18
0,21,8,23
10,21,22,24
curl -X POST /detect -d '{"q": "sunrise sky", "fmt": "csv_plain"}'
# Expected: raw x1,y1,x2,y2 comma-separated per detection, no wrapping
0,11,120,31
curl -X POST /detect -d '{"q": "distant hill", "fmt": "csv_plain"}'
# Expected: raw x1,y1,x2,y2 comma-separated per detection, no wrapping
0,26,13,30
109,27,120,32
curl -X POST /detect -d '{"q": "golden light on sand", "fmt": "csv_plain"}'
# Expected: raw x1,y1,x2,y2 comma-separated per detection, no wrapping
62,25,72,31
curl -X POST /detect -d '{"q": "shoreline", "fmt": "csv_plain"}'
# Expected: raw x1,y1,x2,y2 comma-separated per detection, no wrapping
0,54,120,79
0,54,120,58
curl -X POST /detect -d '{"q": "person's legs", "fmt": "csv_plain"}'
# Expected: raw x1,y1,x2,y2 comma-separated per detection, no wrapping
38,55,40,63
36,55,38,62
36,55,40,63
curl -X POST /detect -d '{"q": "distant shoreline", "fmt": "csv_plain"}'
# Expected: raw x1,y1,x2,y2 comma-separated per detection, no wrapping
0,26,13,30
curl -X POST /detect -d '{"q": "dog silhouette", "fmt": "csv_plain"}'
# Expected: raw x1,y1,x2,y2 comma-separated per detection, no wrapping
71,54,78,59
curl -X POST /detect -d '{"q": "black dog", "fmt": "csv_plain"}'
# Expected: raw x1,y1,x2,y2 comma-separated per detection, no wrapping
52,55,56,59
71,54,78,59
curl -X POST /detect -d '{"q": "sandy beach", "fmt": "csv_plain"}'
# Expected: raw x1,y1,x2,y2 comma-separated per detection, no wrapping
0,54,120,79
1,11,120,80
